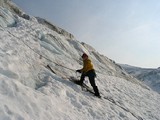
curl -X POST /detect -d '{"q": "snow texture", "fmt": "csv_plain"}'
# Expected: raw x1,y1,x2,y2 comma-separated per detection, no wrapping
0,2,160,120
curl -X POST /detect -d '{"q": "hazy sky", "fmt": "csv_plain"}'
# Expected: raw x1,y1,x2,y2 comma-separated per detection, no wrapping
12,0,160,68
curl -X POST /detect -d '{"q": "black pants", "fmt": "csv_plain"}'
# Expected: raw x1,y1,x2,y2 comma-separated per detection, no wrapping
80,70,100,96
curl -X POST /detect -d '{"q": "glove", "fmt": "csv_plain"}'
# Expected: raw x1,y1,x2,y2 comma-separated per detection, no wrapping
76,69,81,73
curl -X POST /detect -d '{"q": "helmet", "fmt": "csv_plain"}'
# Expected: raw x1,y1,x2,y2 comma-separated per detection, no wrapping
81,53,88,58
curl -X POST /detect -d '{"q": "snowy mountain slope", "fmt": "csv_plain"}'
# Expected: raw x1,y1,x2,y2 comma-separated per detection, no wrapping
0,1,160,120
120,64,160,93
0,0,24,17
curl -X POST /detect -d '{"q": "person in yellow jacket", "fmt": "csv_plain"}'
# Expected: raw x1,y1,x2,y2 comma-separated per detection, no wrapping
76,53,100,97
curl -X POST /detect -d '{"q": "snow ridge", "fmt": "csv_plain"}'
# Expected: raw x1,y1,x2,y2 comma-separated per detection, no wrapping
121,64,160,93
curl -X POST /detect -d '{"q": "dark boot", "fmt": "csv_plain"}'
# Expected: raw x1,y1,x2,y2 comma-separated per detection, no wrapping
75,80,83,85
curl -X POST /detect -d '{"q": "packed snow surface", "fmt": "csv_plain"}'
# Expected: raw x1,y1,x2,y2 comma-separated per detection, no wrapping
0,4,160,120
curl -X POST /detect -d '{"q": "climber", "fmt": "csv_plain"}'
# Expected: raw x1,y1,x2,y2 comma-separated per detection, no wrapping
76,53,100,97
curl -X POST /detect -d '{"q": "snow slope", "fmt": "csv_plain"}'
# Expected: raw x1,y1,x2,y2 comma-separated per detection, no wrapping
121,64,160,93
0,1,160,120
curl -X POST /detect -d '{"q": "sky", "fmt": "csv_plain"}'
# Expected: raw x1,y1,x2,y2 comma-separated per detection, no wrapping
12,0,160,68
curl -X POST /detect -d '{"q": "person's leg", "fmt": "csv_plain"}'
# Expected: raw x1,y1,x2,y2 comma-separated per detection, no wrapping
88,74,100,96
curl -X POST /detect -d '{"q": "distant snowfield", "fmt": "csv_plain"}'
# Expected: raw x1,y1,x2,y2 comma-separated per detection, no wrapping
121,64,160,93
0,4,160,120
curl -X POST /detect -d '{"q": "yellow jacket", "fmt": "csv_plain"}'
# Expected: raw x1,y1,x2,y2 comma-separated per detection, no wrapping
81,58,94,73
